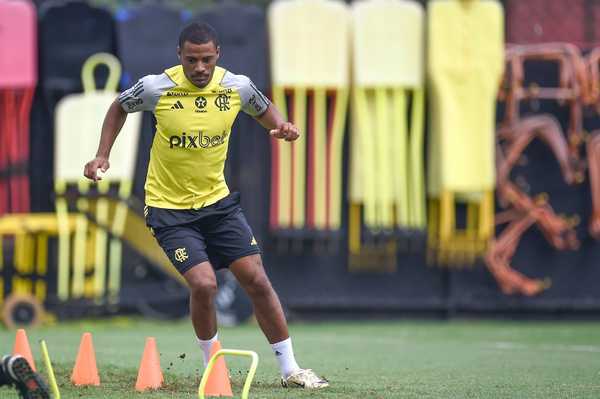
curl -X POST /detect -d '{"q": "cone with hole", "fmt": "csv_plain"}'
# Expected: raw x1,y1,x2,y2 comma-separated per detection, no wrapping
71,332,100,386
203,340,233,397
135,337,163,391
12,328,36,371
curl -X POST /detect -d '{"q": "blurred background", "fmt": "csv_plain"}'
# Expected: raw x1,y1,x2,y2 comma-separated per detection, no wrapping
1,0,600,330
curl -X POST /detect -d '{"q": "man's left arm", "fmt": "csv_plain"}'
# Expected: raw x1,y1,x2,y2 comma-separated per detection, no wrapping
237,74,299,142
255,104,300,142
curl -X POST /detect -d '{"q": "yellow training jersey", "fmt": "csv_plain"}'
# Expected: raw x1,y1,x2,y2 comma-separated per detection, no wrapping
118,65,270,209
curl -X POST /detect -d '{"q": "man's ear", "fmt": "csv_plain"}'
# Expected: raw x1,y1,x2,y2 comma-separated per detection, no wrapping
177,45,181,60
216,45,221,60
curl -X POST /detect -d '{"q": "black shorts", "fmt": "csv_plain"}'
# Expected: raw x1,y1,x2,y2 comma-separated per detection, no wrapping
145,192,261,275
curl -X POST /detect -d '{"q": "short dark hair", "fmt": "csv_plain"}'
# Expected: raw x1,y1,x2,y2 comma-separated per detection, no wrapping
178,22,219,48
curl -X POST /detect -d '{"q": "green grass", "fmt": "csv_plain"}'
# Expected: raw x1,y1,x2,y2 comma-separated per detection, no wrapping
1,319,600,398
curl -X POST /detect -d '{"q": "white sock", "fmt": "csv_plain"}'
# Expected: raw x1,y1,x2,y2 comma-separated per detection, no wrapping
271,337,300,378
197,332,219,367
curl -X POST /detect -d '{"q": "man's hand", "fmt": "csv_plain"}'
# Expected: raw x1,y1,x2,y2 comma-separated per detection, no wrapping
83,156,110,182
269,122,300,142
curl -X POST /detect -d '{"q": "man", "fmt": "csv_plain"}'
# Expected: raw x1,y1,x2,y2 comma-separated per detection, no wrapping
83,22,328,389
0,355,50,399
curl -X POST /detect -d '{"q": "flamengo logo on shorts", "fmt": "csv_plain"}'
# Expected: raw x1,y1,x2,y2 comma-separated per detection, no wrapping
169,131,229,149
174,248,188,262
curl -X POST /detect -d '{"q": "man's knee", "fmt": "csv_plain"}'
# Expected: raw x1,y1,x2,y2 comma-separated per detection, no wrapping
184,265,217,302
244,269,273,298
189,279,217,302
231,255,275,298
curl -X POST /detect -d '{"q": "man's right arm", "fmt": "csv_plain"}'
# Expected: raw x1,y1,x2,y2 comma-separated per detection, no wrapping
83,74,168,181
83,99,127,181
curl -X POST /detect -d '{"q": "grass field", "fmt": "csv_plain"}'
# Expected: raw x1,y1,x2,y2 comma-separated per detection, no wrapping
1,319,600,398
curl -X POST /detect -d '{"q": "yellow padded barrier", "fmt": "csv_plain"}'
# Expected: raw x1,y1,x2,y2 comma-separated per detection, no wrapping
71,213,88,298
55,182,71,301
81,53,121,93
427,0,504,262
349,91,376,228
55,87,141,182
94,182,110,299
294,90,307,228
84,54,137,300
269,89,293,229
428,0,503,194
312,89,327,228
352,0,423,87
268,0,350,232
409,88,425,228
349,0,425,257
0,214,77,302
328,88,349,230
106,181,134,302
269,0,350,88
54,53,141,301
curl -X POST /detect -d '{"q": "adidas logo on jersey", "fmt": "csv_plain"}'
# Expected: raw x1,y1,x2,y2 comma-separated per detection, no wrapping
171,101,184,110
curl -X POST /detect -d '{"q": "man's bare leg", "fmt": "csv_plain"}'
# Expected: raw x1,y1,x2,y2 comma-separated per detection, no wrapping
229,254,327,388
229,254,288,343
184,261,220,365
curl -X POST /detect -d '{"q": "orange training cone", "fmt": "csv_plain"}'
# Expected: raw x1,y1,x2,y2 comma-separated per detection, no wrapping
71,332,100,386
203,340,233,397
135,337,163,391
12,329,36,371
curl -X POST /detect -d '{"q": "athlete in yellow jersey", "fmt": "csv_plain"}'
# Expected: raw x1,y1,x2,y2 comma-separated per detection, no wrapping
84,23,328,389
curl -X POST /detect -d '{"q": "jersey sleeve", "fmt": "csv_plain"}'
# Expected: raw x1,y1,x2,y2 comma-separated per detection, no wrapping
239,76,270,116
221,72,270,117
118,73,173,113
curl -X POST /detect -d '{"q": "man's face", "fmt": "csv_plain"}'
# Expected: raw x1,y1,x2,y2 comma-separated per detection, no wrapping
178,40,220,88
